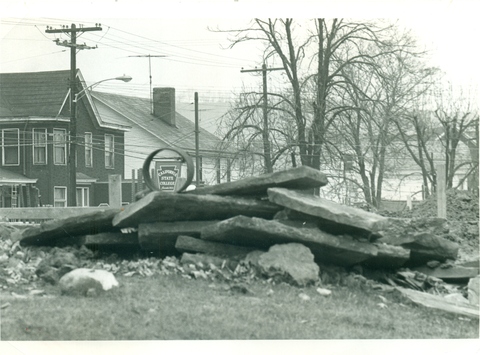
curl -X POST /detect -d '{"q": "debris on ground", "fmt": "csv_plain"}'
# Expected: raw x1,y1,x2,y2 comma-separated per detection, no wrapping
1,166,478,317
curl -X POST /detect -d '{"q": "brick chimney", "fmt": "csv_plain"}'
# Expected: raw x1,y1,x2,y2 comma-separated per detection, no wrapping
153,87,176,126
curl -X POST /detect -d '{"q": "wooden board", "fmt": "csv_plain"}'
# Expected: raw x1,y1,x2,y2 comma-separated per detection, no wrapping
1,206,119,222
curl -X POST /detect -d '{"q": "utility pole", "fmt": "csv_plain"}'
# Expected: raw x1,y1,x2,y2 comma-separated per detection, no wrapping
241,63,284,173
46,23,102,206
194,92,200,186
128,55,167,114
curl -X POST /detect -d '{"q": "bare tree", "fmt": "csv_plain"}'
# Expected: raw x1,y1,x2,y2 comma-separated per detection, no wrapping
327,28,437,207
397,84,479,196
216,87,295,174
435,108,479,189
216,19,402,172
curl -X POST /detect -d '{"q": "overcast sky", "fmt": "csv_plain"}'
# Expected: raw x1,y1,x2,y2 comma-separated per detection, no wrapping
1,0,479,106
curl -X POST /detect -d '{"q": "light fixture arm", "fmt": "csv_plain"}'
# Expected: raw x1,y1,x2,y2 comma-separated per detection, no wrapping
74,75,132,102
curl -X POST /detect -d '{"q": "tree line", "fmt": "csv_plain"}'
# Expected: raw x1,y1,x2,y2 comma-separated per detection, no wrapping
214,19,479,208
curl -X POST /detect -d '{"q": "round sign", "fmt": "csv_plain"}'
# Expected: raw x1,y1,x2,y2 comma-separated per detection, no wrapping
142,147,194,193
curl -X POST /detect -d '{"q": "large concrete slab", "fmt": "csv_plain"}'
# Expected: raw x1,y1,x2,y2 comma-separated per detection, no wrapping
188,166,328,196
362,243,410,269
396,287,479,319
20,209,121,246
267,187,389,240
175,235,257,258
412,265,479,281
81,231,140,249
403,233,459,265
112,191,282,228
200,216,378,267
138,221,219,252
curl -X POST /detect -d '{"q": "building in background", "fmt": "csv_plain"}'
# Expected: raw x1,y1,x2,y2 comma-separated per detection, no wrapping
91,88,235,190
0,69,129,207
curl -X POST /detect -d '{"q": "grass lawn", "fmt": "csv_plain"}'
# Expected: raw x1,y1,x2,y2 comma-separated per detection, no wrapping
1,273,478,341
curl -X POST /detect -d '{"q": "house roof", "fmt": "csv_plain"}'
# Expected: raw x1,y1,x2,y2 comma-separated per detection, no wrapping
0,70,70,118
91,91,226,155
0,70,130,131
0,168,37,184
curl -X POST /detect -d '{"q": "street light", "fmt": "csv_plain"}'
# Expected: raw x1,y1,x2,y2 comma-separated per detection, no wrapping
73,75,133,102
68,75,132,206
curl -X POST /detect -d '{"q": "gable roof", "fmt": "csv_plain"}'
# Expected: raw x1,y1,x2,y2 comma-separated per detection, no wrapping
0,70,70,117
91,91,226,154
0,69,130,131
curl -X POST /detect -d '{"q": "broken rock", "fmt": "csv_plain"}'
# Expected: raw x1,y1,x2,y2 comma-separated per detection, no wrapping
59,268,119,297
257,243,320,287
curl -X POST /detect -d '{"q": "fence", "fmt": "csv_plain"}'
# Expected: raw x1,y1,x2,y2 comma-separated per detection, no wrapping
0,206,119,224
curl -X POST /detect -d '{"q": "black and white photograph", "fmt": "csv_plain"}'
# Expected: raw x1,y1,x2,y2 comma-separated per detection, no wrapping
0,0,478,354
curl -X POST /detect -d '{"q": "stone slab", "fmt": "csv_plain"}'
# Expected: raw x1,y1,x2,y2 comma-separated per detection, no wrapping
267,187,388,240
412,265,479,280
200,215,378,267
362,243,410,269
175,235,257,258
82,232,140,248
112,191,281,228
396,287,479,319
138,221,218,252
403,233,459,265
20,209,121,246
188,166,328,196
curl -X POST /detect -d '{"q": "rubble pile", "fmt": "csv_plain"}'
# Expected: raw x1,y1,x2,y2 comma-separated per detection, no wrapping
5,166,480,317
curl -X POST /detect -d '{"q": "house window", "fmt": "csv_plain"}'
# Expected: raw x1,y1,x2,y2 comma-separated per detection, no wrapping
33,128,47,164
2,128,20,166
53,129,67,165
85,132,93,167
54,186,67,207
105,134,114,168
76,187,89,207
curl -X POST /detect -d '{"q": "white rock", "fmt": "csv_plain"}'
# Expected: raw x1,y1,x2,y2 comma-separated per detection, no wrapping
59,268,119,296
299,293,311,301
258,243,320,287
316,287,332,296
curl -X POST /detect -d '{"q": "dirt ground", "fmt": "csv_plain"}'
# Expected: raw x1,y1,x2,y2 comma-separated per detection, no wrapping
381,189,479,263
